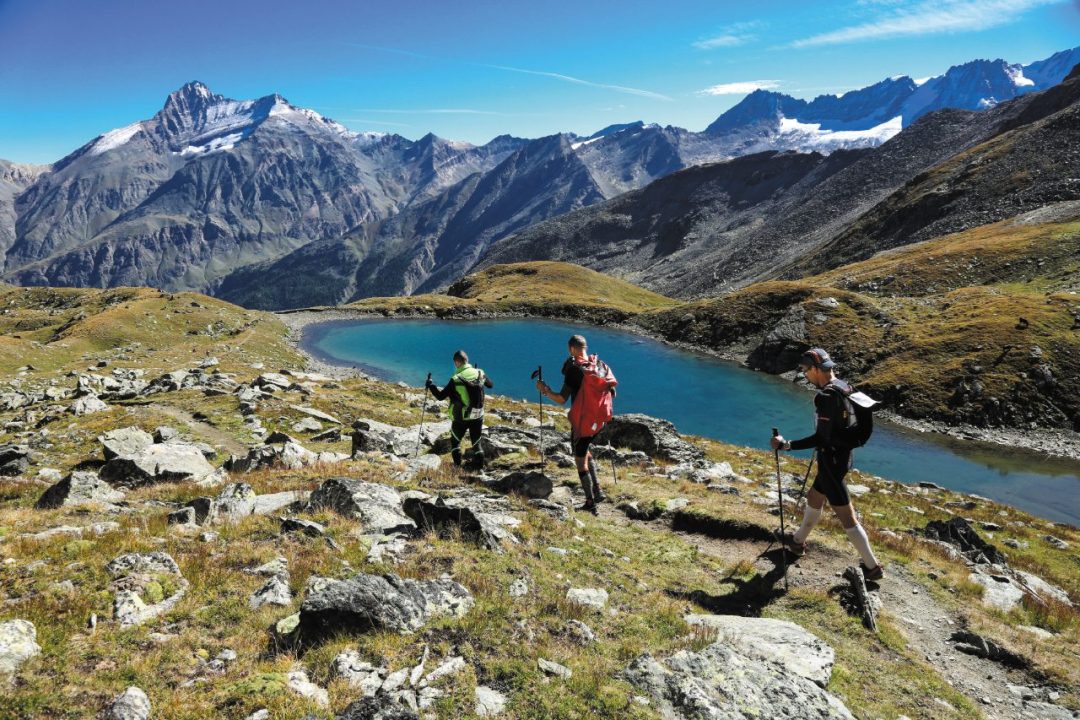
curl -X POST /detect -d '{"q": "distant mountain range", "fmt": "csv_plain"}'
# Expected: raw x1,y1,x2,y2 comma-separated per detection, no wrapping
1,46,1078,308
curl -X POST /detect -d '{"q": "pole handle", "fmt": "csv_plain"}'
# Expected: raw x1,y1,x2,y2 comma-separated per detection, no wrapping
772,427,779,438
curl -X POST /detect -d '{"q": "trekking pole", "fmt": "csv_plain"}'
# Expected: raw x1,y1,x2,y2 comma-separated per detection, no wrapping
530,366,545,472
610,456,618,485
772,427,790,592
415,372,431,459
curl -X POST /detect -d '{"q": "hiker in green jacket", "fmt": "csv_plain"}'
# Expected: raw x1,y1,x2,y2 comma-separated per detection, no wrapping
426,350,493,469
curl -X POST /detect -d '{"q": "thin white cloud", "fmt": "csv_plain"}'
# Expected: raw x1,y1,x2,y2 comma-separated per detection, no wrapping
482,63,673,101
791,0,1064,48
342,41,672,102
697,80,781,96
693,21,762,49
348,108,511,116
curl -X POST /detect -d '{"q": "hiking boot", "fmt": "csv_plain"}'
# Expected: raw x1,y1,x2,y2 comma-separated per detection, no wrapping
580,500,598,515
778,531,807,557
594,491,607,504
860,562,884,582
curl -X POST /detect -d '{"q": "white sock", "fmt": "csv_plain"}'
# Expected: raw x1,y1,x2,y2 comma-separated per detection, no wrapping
792,505,823,543
846,525,880,569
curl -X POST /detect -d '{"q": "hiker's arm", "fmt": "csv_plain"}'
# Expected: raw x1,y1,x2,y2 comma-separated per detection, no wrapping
789,394,837,450
428,380,453,401
537,381,569,405
484,375,493,389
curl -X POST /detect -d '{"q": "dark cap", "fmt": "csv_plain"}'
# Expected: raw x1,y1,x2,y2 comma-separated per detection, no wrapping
799,348,836,370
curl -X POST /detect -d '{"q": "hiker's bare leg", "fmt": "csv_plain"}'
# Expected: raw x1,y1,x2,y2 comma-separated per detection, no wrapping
833,502,880,569
793,488,826,543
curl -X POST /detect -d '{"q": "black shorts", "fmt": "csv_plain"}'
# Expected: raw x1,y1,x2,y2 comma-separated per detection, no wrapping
812,449,852,507
572,434,595,458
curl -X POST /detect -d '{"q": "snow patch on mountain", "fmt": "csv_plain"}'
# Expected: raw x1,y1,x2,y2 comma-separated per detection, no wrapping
778,115,902,147
89,123,144,155
177,132,246,157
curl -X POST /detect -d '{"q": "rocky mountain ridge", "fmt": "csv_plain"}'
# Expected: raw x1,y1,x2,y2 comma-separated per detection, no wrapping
1,47,1077,308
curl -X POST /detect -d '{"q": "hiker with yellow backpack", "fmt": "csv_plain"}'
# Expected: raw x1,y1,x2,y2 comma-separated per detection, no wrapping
426,350,494,469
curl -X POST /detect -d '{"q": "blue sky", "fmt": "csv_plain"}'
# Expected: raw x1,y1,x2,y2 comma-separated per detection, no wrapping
0,0,1077,164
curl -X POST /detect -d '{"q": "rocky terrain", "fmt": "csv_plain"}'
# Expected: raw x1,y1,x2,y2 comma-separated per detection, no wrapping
0,285,1078,719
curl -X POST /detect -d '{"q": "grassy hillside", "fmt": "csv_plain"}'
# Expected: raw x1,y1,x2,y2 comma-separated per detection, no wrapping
337,261,680,320
0,285,302,377
637,216,1080,431
0,286,1077,719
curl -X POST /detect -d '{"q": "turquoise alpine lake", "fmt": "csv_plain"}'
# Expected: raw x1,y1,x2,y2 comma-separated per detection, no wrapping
304,318,1080,526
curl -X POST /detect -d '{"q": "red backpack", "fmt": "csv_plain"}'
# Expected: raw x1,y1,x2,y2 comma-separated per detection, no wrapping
567,355,618,436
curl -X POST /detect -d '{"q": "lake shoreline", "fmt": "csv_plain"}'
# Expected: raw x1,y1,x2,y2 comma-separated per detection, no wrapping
276,307,1080,463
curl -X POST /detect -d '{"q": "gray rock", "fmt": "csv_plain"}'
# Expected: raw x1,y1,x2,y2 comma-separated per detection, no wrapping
248,556,290,578
287,668,329,708
295,572,474,645
310,478,415,535
253,490,309,515
331,649,386,696
209,483,257,523
337,696,419,720
100,427,154,460
153,426,180,443
566,619,596,645
0,444,30,476
103,686,151,720
475,686,508,717
625,640,855,720
250,575,294,610
107,552,188,627
36,471,124,509
100,443,222,487
566,588,608,611
509,578,529,598
486,470,553,499
69,394,108,416
280,517,328,538
969,571,1026,612
477,435,527,459
402,492,520,551
594,414,703,463
291,404,343,424
106,552,181,578
311,427,343,443
393,454,442,482
538,658,572,679
292,417,324,433
684,614,836,687
0,619,41,677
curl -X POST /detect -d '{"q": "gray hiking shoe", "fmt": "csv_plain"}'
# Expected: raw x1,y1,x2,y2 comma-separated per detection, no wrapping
779,531,807,557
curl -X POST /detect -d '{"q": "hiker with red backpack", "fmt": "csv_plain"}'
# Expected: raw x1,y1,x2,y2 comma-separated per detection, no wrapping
535,334,617,515
771,348,885,581
426,349,494,469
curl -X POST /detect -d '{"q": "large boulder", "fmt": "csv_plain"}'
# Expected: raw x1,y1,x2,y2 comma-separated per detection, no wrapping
226,440,345,473
309,478,415,535
684,615,835,687
594,414,703,463
625,640,854,720
485,471,553,499
294,572,474,646
36,471,125,509
0,619,41,678
351,419,451,458
100,443,223,488
100,427,154,460
69,394,109,416
0,444,30,476
402,492,520,551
